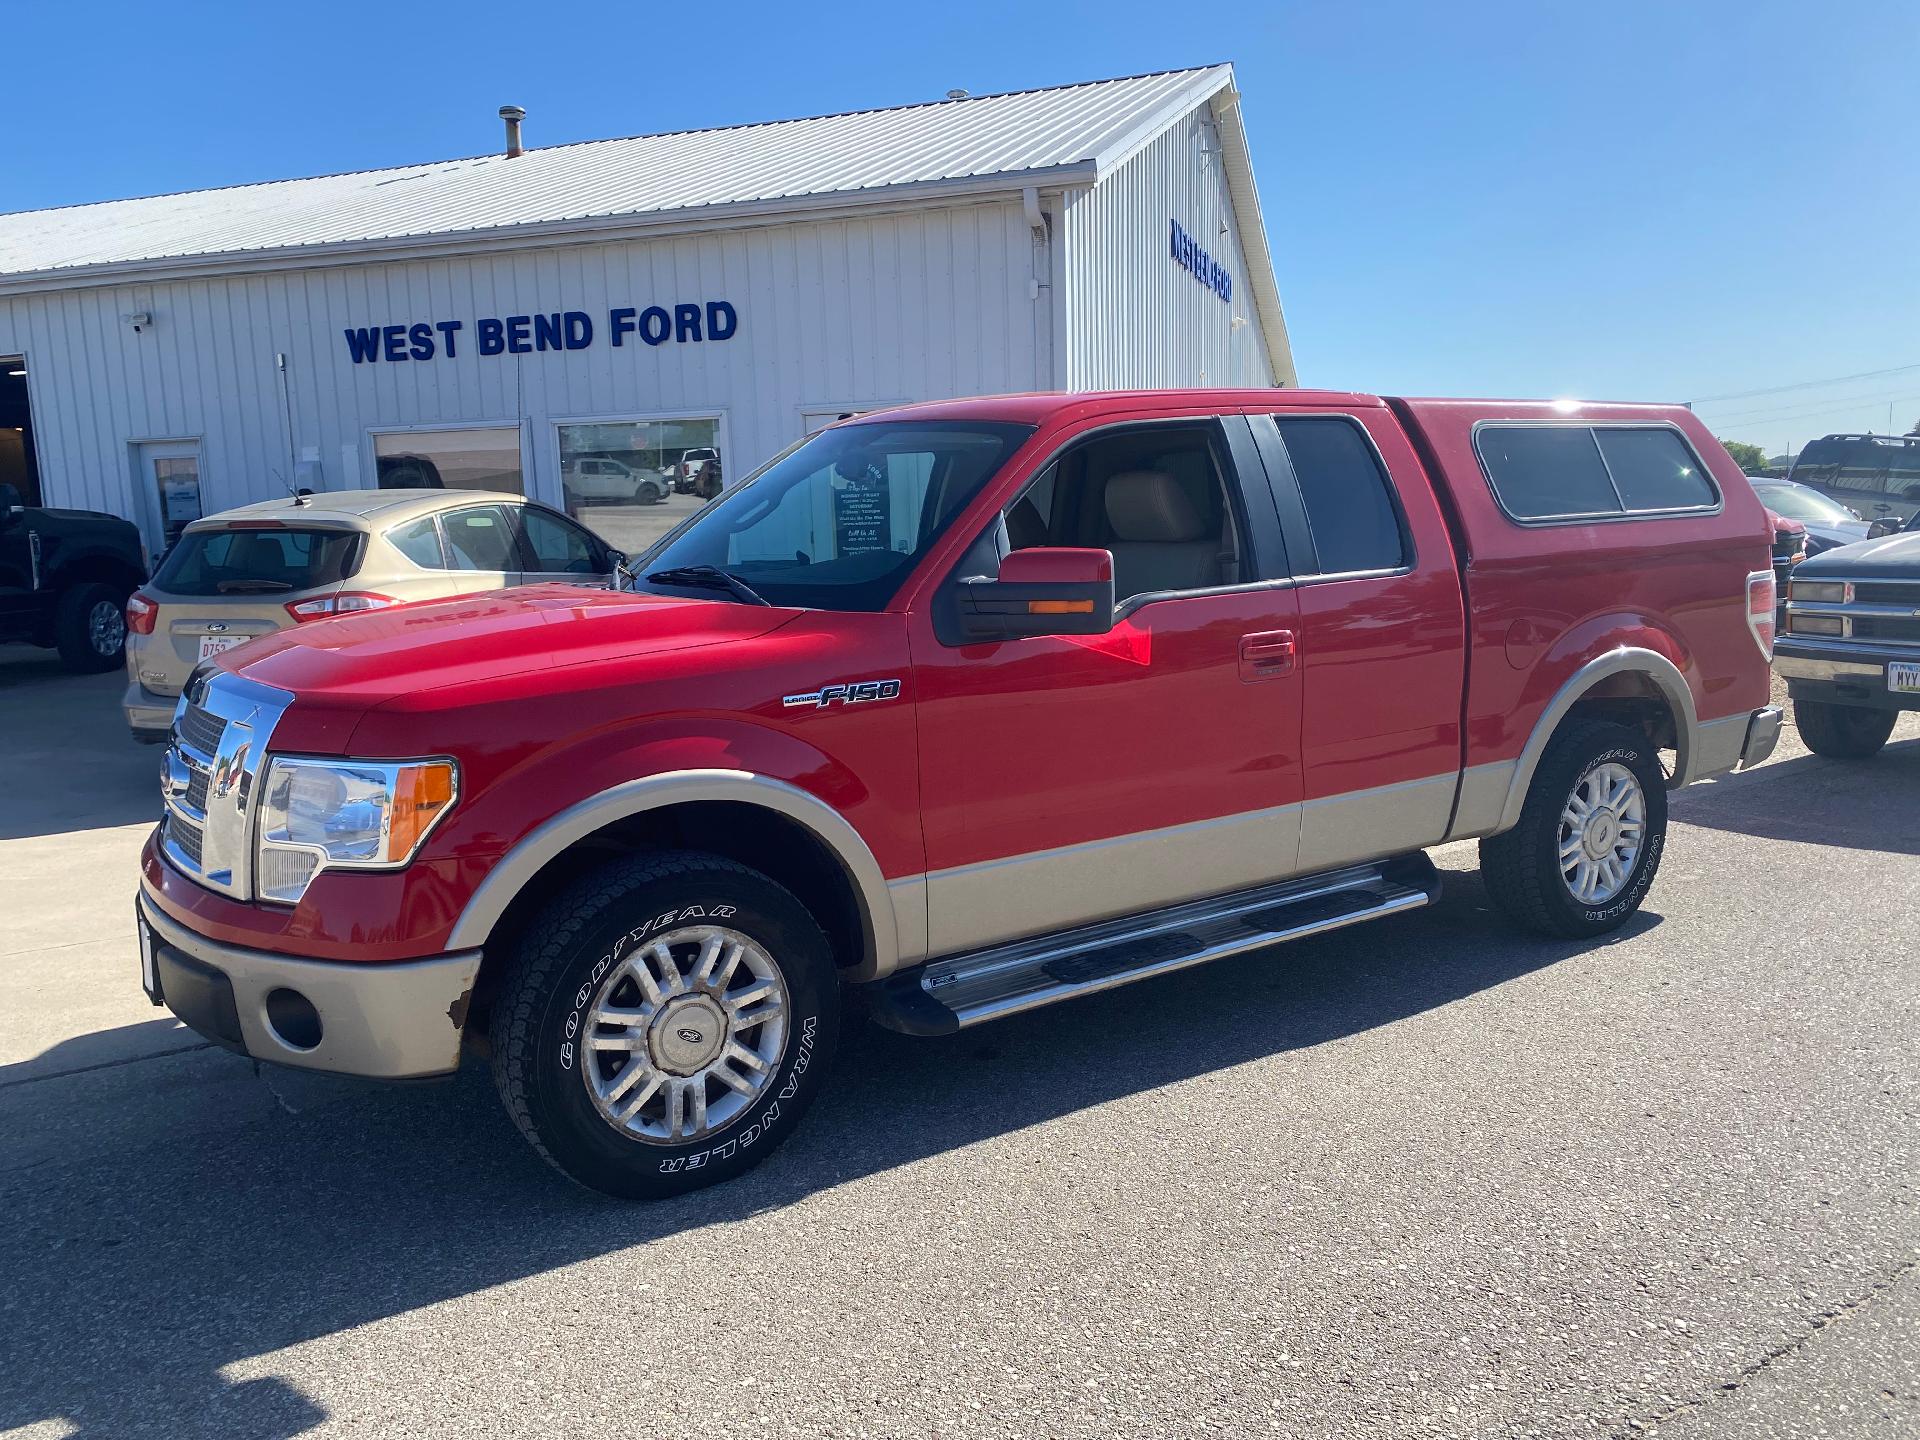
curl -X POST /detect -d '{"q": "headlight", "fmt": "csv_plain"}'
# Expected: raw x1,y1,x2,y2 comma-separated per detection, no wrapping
256,757,458,904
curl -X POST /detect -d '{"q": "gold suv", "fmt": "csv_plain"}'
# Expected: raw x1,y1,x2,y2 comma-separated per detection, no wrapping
123,489,620,741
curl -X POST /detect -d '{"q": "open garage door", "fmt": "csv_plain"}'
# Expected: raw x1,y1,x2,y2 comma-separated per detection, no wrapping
0,357,38,507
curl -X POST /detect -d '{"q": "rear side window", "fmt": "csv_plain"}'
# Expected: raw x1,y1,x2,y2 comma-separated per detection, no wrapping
440,505,519,571
1593,430,1716,510
1477,425,1719,522
154,527,361,596
387,516,446,569
1273,418,1407,575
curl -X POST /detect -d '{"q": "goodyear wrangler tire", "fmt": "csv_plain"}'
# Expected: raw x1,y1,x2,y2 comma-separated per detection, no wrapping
489,850,839,1199
1478,718,1668,940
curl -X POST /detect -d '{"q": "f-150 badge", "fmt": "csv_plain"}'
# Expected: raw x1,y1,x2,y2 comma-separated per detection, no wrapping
782,679,902,709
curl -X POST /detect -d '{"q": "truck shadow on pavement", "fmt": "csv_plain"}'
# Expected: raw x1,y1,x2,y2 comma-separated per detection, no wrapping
0,870,1649,1439
1670,733,1920,857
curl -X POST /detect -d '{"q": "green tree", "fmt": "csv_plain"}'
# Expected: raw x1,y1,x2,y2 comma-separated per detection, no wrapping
1719,439,1767,472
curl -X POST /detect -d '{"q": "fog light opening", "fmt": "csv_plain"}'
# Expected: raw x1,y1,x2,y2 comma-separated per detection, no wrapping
264,988,323,1051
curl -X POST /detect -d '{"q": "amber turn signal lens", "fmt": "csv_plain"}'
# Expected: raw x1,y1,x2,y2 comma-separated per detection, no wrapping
1028,599,1094,614
387,761,458,858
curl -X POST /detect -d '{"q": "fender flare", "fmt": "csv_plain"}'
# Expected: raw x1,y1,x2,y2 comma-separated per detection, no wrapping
1495,646,1699,833
447,768,899,977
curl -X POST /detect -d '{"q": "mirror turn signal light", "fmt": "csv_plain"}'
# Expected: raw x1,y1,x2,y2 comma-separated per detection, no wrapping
1028,599,1094,614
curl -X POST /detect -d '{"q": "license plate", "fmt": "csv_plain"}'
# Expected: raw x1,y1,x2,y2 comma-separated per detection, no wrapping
1890,661,1920,695
136,911,163,1006
197,634,246,661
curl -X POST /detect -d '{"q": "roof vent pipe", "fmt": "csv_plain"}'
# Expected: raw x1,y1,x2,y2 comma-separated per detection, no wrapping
499,105,526,158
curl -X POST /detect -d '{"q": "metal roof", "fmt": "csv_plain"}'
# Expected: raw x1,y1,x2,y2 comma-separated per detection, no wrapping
0,67,1234,282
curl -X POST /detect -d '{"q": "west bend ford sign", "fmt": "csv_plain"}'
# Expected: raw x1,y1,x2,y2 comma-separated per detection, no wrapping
1169,221,1231,304
343,301,738,363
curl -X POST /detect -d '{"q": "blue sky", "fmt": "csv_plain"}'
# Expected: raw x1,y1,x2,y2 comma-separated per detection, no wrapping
6,0,1916,456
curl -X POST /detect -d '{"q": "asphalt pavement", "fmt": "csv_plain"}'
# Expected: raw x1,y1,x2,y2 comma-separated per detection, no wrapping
1,650,1915,1439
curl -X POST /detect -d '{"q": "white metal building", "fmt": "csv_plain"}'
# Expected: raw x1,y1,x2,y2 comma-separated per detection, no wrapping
0,65,1293,552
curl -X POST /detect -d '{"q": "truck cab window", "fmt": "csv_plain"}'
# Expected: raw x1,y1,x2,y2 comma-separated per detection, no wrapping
1273,418,1408,575
1008,424,1243,604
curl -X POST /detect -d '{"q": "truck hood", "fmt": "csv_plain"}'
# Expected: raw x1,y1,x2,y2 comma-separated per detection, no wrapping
1795,529,1920,580
217,585,799,707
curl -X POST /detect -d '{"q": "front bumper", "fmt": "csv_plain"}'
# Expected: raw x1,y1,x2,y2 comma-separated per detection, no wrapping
1775,643,1920,712
138,887,481,1079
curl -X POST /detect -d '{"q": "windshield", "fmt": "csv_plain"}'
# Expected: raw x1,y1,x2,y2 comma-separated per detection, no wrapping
154,526,362,596
637,420,1033,610
1753,484,1856,525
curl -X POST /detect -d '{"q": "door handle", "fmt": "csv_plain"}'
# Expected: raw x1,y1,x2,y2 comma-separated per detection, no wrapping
1239,629,1296,681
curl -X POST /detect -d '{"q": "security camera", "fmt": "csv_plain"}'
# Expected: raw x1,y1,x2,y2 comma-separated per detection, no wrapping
125,312,152,333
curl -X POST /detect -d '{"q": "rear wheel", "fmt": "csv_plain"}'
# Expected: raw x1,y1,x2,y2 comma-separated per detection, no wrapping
1480,718,1668,939
489,850,839,1199
1795,697,1895,760
54,583,128,672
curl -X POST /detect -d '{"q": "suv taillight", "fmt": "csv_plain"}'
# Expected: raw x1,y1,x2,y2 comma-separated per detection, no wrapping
285,592,399,622
1747,570,1776,659
125,591,158,636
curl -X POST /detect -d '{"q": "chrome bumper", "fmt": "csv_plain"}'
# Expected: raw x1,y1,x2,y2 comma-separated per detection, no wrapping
137,889,480,1079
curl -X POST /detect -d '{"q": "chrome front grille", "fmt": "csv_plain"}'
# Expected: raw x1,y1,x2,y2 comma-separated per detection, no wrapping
168,813,205,869
184,758,210,813
159,671,294,901
176,702,227,756
1783,576,1920,649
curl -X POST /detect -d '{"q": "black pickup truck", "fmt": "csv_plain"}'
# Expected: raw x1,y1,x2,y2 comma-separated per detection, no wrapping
1776,522,1920,758
0,482,148,672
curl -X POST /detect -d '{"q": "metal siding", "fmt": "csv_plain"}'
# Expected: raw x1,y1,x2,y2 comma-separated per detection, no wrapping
1062,103,1281,391
0,201,1044,540
0,69,1228,279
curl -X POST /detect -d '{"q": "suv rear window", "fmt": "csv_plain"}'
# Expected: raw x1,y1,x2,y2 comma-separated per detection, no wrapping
1476,425,1718,521
154,527,361,596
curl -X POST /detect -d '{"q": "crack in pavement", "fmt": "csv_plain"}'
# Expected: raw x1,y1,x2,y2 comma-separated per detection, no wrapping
0,1041,215,1091
1616,1257,1920,1436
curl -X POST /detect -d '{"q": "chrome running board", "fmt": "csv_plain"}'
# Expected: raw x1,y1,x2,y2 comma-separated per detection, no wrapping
866,854,1440,1036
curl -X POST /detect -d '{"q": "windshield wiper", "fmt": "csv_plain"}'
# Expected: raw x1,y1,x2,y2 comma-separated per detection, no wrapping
216,579,294,593
643,564,770,606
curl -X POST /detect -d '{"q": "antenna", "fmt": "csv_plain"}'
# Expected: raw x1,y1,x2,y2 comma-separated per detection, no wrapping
273,469,309,507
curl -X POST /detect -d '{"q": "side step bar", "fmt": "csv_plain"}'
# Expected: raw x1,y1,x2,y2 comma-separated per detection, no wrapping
866,853,1441,1036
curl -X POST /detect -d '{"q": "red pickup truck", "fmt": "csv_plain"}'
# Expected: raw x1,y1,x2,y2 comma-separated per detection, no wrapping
137,390,1782,1198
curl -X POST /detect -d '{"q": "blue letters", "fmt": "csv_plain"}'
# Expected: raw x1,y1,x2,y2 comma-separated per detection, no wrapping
1169,220,1231,303
342,301,739,362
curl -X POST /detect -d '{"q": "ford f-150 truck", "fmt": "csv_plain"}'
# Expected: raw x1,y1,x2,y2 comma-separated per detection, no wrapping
136,390,1782,1198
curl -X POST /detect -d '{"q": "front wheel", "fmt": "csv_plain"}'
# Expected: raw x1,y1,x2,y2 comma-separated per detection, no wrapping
1794,697,1895,760
1480,718,1668,939
489,851,839,1199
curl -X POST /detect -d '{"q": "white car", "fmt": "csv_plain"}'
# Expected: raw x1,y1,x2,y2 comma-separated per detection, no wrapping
564,458,667,505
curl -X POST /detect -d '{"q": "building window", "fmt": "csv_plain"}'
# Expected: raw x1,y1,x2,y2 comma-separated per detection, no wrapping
374,427,523,494
557,417,723,549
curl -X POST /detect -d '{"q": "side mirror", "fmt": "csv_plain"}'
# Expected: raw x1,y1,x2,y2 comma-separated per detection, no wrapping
0,482,22,526
1868,517,1901,539
955,547,1115,641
